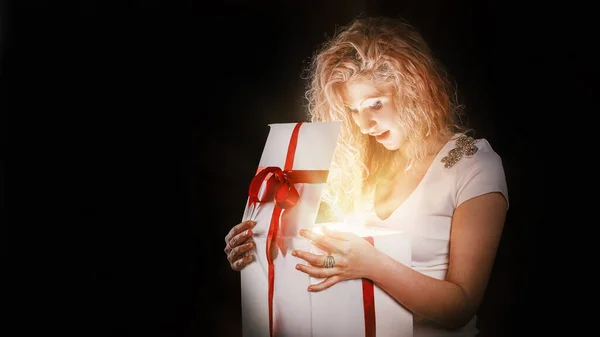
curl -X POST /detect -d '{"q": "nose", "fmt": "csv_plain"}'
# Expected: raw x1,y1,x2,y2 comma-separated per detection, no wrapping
354,109,376,134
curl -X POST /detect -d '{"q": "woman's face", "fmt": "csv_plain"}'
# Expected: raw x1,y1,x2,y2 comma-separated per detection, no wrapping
341,80,405,151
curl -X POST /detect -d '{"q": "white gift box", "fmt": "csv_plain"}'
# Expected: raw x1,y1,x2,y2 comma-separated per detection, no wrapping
309,223,413,337
239,121,412,337
240,121,341,337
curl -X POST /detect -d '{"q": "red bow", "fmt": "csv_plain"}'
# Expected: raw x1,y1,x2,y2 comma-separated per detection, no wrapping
248,167,330,209
248,166,299,210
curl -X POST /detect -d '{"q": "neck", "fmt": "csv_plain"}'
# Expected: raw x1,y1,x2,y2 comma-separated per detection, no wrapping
394,134,451,170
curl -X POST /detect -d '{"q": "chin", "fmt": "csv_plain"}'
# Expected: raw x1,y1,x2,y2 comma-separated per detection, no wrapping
374,132,405,151
383,138,404,151
380,141,404,151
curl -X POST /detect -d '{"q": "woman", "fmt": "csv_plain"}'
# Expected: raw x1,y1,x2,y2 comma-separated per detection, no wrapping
224,16,508,336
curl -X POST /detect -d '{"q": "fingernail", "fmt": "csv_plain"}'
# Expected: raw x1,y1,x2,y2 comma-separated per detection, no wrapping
299,229,306,236
291,250,297,256
246,229,252,236
307,287,313,292
296,264,301,270
250,220,257,227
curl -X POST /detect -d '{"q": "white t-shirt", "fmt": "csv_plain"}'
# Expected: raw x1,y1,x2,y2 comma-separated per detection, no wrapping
368,133,509,337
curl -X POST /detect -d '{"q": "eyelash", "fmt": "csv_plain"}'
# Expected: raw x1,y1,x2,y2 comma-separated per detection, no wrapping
371,101,382,109
348,100,383,114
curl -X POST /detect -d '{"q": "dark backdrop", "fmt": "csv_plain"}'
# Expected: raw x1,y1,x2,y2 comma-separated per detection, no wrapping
7,1,557,336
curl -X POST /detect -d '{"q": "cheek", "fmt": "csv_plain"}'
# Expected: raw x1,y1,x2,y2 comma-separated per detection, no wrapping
392,128,406,142
395,132,410,148
379,106,398,123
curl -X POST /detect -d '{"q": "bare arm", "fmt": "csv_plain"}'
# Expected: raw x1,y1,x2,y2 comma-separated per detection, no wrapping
366,192,507,329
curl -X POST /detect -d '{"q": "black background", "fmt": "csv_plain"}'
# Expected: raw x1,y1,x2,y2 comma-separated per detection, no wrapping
8,0,577,336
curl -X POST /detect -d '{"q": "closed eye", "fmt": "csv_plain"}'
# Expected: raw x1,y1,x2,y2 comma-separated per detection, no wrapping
370,100,382,109
346,100,382,114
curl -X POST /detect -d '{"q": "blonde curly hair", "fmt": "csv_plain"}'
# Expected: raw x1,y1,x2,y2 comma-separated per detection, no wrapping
303,16,467,220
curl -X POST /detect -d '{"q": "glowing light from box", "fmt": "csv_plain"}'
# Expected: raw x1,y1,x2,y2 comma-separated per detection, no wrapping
313,210,375,236
329,203,374,226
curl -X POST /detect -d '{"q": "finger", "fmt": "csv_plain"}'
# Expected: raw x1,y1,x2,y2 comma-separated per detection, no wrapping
292,250,340,267
229,228,254,248
299,229,340,253
308,275,343,292
230,229,253,248
223,229,254,254
224,233,252,254
241,249,253,257
225,234,253,255
295,263,341,279
228,241,254,264
225,220,256,244
225,220,255,244
232,254,254,271
321,226,355,241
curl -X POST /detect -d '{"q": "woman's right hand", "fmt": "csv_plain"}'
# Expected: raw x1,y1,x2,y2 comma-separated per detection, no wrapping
224,220,256,271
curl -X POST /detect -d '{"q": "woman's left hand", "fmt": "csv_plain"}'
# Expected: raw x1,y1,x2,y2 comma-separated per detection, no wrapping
292,227,380,292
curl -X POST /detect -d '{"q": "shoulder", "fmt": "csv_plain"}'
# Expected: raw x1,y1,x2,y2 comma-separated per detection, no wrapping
441,134,504,172
440,134,509,208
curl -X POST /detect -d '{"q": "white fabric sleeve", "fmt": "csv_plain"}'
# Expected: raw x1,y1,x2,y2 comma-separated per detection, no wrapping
456,139,509,209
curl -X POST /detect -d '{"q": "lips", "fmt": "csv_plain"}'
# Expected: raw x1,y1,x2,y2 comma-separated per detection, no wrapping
373,130,390,141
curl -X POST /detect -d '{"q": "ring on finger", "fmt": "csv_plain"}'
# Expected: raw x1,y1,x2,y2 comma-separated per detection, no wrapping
322,255,335,268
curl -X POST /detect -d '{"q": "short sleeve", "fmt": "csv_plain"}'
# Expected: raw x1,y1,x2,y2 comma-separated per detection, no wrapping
455,139,509,209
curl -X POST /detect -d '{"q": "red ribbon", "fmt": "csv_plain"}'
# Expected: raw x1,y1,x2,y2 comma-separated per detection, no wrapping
362,236,376,337
246,122,329,337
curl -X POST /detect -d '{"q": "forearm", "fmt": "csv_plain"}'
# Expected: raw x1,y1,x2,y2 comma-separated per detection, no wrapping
365,250,475,329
